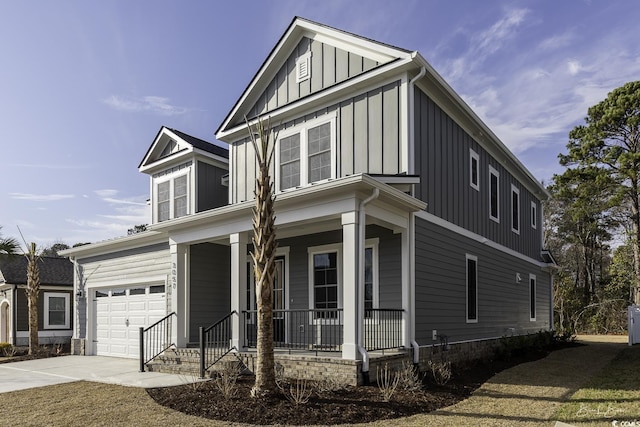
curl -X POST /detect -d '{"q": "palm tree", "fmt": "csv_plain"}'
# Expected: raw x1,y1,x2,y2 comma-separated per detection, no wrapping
25,242,41,354
0,227,18,255
246,116,278,398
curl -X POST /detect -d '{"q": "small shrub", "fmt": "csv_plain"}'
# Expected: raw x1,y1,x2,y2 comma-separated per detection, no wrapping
396,361,423,394
0,342,11,352
428,359,452,386
213,362,242,399
376,363,399,402
281,377,312,405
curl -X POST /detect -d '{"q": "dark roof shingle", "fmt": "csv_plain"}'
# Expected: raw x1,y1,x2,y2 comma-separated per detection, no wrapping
0,255,73,286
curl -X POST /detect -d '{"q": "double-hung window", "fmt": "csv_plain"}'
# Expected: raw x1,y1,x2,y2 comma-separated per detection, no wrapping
308,244,341,320
489,166,500,223
155,172,190,222
277,117,335,192
529,274,537,321
364,239,379,318
44,292,69,329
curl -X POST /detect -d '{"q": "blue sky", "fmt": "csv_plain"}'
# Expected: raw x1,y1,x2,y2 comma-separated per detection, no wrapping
1,0,639,248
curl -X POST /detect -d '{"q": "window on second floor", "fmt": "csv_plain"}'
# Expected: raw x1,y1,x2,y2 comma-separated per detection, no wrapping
489,166,500,223
511,184,520,234
156,173,190,222
531,201,538,229
470,149,479,191
277,118,335,192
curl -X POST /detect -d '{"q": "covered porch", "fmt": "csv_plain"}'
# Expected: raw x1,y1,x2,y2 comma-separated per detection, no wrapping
145,174,425,372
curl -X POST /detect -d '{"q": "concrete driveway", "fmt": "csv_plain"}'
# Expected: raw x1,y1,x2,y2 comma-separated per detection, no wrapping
0,355,193,393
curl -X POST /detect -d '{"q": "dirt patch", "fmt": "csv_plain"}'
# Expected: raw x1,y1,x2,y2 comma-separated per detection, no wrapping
148,348,559,426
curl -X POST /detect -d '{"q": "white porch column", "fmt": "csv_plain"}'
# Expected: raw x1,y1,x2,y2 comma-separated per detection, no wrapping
170,241,189,347
230,232,248,350
342,211,359,360
401,214,414,349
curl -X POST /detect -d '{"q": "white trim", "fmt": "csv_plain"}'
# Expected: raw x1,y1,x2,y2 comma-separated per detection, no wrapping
308,243,342,324
511,184,520,234
364,238,380,314
44,292,70,330
85,275,167,290
275,114,336,193
465,254,478,323
415,211,549,268
531,201,538,229
470,149,480,191
489,166,500,223
529,273,537,321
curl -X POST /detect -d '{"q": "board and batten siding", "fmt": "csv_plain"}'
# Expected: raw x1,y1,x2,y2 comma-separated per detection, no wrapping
196,161,228,212
231,80,402,203
244,36,383,124
75,243,170,339
189,243,231,342
414,217,551,344
414,87,543,260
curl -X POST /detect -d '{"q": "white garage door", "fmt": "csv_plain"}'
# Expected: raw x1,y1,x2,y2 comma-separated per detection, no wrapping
94,285,166,358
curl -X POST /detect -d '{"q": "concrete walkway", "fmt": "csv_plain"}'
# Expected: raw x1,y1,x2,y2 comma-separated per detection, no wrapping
369,335,628,427
0,355,196,393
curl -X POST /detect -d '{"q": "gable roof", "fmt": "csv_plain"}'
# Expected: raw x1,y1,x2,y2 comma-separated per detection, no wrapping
0,255,73,286
138,126,228,171
216,16,414,138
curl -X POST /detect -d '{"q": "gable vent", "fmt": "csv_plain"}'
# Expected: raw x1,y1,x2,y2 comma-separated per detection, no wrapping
296,52,312,83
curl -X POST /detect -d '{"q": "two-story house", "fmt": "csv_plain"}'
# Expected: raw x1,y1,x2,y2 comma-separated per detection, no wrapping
62,17,554,385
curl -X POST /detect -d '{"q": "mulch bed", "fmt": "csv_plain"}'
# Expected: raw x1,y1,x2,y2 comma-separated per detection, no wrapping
148,344,576,425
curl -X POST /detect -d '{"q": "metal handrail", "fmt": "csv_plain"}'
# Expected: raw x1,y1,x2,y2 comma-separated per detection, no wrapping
139,312,176,372
199,310,237,378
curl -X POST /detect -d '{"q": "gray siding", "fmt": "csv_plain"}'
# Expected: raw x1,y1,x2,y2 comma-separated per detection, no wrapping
414,87,543,260
17,289,73,332
189,243,231,342
231,80,402,203
196,161,228,212
414,217,551,344
245,37,383,122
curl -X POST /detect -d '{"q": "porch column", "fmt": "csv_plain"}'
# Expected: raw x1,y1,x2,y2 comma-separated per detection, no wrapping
401,215,414,349
342,211,359,360
230,232,248,351
170,241,189,347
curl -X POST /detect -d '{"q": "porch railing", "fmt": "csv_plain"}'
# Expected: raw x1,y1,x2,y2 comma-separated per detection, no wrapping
363,308,404,351
139,312,176,372
199,311,237,378
243,309,344,355
242,308,404,354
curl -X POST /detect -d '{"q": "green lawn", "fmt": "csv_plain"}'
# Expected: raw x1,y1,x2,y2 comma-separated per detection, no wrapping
555,344,640,426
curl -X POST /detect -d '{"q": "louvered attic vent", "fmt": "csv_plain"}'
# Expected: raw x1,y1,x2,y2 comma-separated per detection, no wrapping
296,52,312,83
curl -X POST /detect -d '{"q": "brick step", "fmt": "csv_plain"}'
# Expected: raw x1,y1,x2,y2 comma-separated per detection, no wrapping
145,348,242,378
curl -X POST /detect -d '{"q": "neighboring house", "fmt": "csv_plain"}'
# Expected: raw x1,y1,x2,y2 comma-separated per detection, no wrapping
61,17,555,383
0,255,74,346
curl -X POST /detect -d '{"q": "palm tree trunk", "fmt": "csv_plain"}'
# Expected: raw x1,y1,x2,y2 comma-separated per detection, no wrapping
25,242,40,355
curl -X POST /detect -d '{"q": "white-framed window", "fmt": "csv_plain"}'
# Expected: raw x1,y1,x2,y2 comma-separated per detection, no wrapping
296,52,312,83
489,166,500,223
466,254,478,323
531,201,538,229
529,274,537,321
155,171,190,222
470,149,479,191
44,292,69,329
308,243,341,320
276,116,336,192
511,184,520,234
364,239,379,318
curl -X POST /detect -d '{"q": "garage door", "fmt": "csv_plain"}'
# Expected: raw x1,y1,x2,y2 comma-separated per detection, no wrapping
94,285,166,358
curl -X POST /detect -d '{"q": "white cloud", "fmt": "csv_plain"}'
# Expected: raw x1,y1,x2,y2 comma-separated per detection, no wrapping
9,193,75,202
567,60,582,76
103,95,190,116
94,189,118,198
